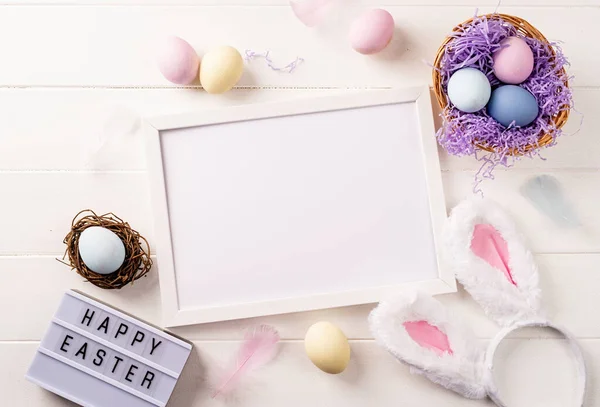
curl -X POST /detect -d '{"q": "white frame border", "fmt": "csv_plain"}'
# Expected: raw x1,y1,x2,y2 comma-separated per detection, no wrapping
144,86,455,327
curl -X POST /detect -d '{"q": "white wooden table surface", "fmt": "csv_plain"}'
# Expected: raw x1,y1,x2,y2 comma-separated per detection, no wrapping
1,1,598,406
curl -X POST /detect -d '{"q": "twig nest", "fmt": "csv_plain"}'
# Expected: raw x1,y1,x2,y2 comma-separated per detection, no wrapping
61,210,152,289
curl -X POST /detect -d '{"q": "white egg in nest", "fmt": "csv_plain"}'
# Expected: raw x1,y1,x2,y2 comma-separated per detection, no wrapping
78,226,126,275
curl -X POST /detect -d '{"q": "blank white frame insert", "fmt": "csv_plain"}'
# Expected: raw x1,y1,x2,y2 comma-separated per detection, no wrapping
144,87,455,327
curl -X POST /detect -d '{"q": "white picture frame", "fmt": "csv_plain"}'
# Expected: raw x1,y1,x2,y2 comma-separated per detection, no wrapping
144,86,455,327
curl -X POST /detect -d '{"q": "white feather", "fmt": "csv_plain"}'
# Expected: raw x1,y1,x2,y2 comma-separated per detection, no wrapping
520,175,580,228
84,107,141,168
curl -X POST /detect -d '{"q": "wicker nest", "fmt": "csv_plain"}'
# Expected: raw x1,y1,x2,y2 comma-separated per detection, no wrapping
432,13,570,154
60,210,152,289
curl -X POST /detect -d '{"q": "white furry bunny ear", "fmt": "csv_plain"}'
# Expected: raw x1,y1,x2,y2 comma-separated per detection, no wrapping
369,292,486,399
445,199,542,326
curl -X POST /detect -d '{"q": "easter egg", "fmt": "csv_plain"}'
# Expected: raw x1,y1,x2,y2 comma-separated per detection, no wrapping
447,68,491,113
487,85,539,127
349,9,395,55
78,227,126,275
156,36,200,85
492,36,534,84
304,322,351,374
199,46,244,94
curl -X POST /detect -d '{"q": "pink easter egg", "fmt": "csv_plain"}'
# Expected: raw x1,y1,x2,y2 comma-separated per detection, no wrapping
157,36,200,85
492,36,534,84
349,9,395,55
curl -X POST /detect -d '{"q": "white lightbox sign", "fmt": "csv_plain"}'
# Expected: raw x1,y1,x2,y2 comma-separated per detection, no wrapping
26,290,192,407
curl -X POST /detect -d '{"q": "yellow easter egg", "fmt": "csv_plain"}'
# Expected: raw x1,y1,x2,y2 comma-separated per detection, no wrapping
304,321,351,374
199,46,244,94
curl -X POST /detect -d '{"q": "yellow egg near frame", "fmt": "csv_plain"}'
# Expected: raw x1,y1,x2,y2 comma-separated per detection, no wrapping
304,321,351,374
199,46,244,94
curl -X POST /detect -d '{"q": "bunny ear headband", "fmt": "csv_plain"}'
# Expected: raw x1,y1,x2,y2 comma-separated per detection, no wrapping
369,199,587,407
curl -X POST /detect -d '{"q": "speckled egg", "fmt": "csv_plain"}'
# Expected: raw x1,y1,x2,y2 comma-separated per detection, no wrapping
305,321,351,374
199,46,244,94
487,85,539,127
493,36,534,84
78,227,126,275
348,9,395,55
447,68,491,113
156,36,200,85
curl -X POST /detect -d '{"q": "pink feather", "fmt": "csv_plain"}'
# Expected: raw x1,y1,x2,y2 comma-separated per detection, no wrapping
211,325,280,398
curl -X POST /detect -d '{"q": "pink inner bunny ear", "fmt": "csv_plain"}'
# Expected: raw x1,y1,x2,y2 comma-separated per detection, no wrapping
471,224,516,286
403,321,453,356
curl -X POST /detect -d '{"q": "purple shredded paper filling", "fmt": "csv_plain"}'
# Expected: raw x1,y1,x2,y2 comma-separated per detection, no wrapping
436,14,573,190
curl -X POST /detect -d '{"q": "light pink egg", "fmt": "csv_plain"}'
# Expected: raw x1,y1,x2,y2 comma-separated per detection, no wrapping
157,36,200,85
349,9,395,55
492,36,534,84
